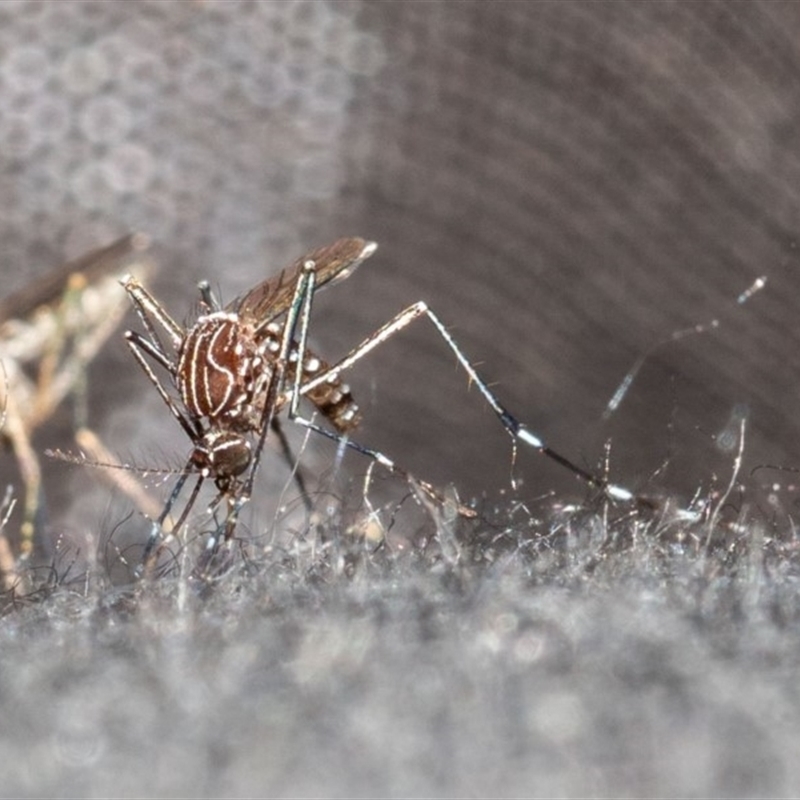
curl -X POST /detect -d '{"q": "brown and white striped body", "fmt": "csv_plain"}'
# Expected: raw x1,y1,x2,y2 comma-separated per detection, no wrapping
175,310,361,488
119,238,381,562
176,312,257,427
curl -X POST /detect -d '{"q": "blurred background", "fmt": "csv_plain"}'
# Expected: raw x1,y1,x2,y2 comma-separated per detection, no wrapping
0,0,799,540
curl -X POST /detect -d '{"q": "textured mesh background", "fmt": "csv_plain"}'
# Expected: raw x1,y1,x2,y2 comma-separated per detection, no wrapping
2,3,800,797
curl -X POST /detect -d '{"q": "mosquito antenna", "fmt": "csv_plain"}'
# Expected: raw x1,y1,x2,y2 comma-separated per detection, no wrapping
45,446,193,477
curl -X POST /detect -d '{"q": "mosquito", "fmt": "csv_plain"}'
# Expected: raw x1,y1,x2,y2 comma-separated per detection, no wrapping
0,232,155,583
119,237,637,573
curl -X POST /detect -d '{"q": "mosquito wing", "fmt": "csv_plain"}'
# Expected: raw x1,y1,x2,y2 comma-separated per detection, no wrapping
231,237,377,326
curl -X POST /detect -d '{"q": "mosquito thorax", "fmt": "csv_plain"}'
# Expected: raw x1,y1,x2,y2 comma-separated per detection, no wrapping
177,311,258,422
192,429,252,482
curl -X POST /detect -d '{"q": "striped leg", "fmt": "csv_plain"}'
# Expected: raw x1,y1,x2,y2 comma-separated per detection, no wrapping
287,297,636,505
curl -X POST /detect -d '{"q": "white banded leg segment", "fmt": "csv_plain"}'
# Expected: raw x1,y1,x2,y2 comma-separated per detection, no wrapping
124,329,174,372
294,302,635,503
270,264,459,506
288,411,472,514
519,422,634,500
516,424,544,448
604,483,635,502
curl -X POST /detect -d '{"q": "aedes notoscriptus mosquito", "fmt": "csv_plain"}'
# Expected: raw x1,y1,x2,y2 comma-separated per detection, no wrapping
116,237,636,574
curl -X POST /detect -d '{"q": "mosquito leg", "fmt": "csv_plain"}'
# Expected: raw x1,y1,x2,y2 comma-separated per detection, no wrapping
124,328,174,372
283,268,477,515
120,275,184,354
137,466,203,576
270,417,313,512
197,280,222,312
296,301,636,503
124,332,202,440
287,411,476,516
242,260,316,503
213,261,318,544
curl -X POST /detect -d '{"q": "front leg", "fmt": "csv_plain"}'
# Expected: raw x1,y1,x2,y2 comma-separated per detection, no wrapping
124,331,202,441
120,275,185,353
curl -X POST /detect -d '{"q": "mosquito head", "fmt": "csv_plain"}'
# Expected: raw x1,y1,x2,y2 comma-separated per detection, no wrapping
192,429,252,485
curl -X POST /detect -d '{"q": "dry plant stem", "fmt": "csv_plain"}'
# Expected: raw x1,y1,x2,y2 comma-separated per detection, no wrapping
0,384,41,560
0,536,16,592
0,234,156,561
31,274,142,431
0,495,18,593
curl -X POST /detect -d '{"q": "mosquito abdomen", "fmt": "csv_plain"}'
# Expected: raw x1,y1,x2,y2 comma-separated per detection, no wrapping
298,350,361,433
